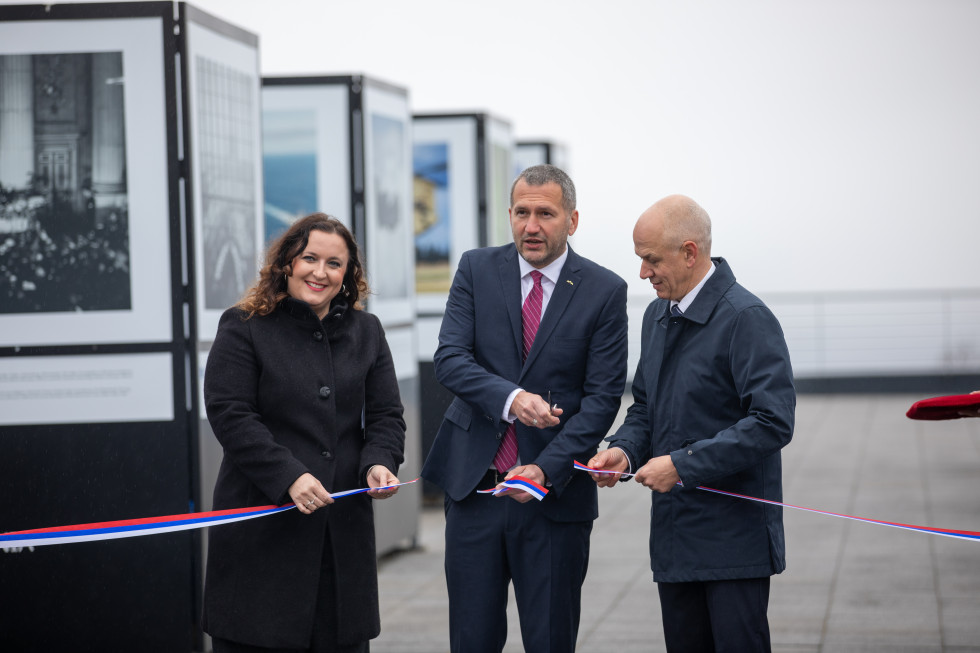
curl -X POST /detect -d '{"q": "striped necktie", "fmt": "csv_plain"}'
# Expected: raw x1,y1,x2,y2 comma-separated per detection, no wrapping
493,271,544,472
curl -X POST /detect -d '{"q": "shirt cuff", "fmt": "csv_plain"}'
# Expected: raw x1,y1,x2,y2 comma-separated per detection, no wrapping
502,387,523,422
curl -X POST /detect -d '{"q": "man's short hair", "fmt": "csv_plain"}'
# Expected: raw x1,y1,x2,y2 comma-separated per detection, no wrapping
510,164,576,215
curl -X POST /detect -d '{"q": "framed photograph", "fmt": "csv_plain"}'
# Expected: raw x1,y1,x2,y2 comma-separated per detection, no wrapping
182,5,264,343
0,12,174,347
413,140,452,295
411,115,479,316
484,116,514,248
261,82,351,244
363,80,414,326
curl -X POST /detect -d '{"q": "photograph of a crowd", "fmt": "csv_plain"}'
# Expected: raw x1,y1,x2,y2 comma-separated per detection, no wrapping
0,52,131,315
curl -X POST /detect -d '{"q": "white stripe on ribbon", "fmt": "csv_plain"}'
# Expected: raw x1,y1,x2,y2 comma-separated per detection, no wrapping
574,461,980,543
1,478,419,548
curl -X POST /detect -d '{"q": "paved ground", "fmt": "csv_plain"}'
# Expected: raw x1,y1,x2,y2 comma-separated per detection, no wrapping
372,393,980,652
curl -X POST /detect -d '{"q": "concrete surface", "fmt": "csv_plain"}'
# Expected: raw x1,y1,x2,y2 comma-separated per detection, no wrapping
372,394,980,652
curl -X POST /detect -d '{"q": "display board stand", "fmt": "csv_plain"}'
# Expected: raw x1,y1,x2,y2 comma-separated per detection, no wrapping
411,112,513,499
514,140,569,175
0,3,199,651
0,3,264,650
259,74,421,554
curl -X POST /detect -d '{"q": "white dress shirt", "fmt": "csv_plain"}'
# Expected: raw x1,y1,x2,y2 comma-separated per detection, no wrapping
500,248,569,421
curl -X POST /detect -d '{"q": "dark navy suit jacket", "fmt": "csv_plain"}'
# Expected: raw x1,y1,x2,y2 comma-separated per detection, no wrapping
421,244,628,522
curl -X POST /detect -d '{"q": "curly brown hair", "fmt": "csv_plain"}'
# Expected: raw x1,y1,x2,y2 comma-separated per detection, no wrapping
236,213,370,318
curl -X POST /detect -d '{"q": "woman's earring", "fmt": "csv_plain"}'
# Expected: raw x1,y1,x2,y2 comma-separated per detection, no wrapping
342,283,347,295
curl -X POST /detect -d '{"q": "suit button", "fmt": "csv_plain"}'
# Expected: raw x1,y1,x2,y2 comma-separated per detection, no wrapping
313,331,323,341
496,433,503,440
688,449,693,455
321,450,332,459
319,386,331,398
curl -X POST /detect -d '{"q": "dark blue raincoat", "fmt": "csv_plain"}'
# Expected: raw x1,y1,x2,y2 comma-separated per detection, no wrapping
608,257,796,582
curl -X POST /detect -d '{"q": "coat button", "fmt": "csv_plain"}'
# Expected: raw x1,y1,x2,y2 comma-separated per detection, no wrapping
688,449,693,455
321,450,332,459
313,331,323,341
319,386,331,398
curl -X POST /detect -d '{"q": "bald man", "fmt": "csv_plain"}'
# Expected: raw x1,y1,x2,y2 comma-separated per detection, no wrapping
589,195,796,652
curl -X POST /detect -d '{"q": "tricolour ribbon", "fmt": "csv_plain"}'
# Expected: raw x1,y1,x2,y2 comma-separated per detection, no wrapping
573,461,980,543
573,459,634,478
0,478,419,549
476,475,549,501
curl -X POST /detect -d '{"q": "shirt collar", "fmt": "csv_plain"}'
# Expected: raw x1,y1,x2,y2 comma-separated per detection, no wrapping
518,247,568,285
672,261,717,314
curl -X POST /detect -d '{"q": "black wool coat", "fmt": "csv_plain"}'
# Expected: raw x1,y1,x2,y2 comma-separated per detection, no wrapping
202,297,405,648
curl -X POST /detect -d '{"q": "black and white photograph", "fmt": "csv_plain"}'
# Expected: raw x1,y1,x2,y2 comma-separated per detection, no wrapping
0,15,173,348
363,82,414,325
368,112,410,300
196,55,258,312
184,14,263,342
0,51,130,315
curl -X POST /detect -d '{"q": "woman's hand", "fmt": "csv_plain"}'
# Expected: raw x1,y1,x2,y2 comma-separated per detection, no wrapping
288,472,333,514
366,465,400,500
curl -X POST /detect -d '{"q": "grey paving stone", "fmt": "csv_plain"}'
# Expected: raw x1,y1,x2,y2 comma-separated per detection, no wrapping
371,394,980,652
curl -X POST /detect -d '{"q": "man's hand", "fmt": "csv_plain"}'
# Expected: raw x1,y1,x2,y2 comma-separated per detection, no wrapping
510,391,562,428
366,465,400,500
959,390,980,418
587,448,630,488
497,464,547,503
634,455,681,493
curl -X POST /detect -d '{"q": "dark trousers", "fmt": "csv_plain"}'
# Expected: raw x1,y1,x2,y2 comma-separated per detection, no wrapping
444,487,592,653
658,577,771,653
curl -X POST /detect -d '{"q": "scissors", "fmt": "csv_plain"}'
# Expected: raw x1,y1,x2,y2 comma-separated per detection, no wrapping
547,391,559,416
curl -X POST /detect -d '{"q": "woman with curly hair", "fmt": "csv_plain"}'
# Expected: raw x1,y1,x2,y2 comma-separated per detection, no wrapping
202,213,406,653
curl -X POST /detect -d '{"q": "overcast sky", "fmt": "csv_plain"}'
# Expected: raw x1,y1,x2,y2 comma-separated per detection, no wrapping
7,0,979,295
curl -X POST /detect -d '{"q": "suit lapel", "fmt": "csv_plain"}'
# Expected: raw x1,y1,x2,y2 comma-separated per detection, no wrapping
498,250,524,358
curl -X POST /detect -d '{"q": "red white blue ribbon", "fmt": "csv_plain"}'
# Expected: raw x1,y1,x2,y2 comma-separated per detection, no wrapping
0,478,419,548
694,485,980,543
573,461,980,543
477,475,549,501
573,459,634,478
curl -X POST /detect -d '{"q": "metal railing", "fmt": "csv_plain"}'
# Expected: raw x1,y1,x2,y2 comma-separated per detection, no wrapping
626,289,980,381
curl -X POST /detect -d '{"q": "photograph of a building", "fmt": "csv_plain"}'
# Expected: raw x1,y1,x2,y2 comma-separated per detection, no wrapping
0,52,131,314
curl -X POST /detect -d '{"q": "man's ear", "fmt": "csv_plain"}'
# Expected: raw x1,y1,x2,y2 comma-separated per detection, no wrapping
682,240,698,267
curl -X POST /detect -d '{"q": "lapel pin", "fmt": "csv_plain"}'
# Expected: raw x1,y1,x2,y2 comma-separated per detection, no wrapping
566,280,574,285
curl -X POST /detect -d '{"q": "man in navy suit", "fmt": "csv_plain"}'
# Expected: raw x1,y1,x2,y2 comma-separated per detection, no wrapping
421,165,628,653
